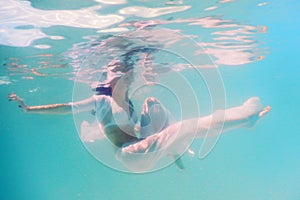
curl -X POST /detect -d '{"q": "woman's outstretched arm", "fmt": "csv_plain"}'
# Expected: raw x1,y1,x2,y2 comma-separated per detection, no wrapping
8,93,95,114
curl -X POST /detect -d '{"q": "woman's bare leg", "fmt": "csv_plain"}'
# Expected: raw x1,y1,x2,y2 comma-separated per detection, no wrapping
117,97,271,172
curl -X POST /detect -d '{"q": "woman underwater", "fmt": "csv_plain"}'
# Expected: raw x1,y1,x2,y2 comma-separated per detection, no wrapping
8,71,271,172
8,36,271,172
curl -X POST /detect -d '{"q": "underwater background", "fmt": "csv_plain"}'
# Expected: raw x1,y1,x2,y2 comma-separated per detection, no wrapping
0,0,299,199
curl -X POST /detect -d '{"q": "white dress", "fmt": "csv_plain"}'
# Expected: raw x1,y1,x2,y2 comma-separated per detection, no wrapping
71,95,137,142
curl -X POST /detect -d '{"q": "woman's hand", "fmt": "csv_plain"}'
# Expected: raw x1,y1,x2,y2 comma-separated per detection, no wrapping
8,93,28,111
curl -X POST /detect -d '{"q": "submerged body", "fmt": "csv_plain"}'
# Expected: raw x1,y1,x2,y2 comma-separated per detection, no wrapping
9,92,270,172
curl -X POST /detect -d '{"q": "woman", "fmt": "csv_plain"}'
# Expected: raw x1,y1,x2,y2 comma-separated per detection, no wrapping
9,74,271,171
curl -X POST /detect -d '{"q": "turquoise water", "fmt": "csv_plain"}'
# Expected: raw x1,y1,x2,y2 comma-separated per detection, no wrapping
1,0,300,199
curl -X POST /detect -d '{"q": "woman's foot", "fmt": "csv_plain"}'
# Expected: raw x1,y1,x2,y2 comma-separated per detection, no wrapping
259,106,271,117
140,97,169,138
8,93,27,110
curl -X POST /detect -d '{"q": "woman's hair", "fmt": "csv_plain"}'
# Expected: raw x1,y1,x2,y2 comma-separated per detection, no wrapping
94,85,112,96
93,75,122,96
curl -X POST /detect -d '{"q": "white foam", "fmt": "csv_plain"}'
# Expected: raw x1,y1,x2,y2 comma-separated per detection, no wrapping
204,6,218,11
0,0,124,47
94,0,126,4
97,27,129,33
119,5,191,18
49,36,65,40
34,44,51,49
258,2,268,6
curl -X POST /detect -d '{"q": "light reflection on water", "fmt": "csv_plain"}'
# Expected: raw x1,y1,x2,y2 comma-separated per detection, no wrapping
1,1,267,92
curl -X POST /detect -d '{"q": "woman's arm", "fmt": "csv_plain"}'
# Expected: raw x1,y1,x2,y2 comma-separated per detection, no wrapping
8,93,96,115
